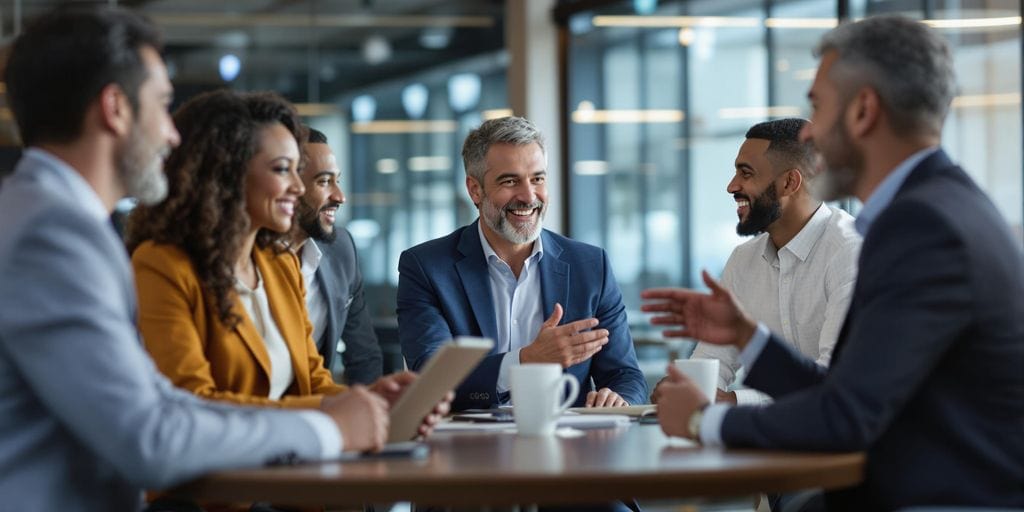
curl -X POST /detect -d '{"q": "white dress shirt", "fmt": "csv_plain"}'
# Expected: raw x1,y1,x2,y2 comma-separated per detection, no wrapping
691,203,861,405
476,222,545,396
235,268,296,400
298,240,329,345
700,149,937,446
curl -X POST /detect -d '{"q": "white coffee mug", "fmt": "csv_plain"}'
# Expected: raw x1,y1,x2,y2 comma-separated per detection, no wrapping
510,364,580,436
673,358,720,404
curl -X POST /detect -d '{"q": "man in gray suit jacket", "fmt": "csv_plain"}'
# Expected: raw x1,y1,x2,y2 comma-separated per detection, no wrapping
293,128,384,385
644,16,1024,510
0,7,395,510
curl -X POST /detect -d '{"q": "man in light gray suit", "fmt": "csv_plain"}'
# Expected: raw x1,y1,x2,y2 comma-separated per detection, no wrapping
293,128,383,385
0,7,402,510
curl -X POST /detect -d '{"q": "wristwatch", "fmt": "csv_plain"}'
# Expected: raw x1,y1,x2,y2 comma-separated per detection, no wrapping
688,403,710,441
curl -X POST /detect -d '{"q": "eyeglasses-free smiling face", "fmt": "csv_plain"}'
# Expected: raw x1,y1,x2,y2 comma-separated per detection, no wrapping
244,122,304,234
728,137,783,236
467,142,548,247
296,141,345,243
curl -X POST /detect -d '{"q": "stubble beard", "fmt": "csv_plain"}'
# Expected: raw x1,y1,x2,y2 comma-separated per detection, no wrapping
809,110,863,202
118,125,168,206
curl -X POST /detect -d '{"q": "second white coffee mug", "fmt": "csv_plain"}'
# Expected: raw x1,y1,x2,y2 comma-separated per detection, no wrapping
673,358,720,404
510,363,580,436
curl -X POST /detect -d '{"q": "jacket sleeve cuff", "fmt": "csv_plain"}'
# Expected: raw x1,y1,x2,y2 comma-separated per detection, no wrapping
296,410,343,460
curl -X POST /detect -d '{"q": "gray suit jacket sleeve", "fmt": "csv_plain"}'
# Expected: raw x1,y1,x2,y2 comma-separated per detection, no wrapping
316,231,383,385
0,206,326,490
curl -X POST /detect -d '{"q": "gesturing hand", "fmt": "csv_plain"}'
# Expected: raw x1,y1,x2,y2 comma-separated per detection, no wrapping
519,303,609,368
641,270,757,349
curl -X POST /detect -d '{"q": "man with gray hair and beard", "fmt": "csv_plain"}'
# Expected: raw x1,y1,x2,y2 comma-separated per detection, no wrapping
644,15,1024,510
398,116,647,411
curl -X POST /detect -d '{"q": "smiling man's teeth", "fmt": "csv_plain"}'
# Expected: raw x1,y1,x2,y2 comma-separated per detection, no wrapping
736,200,750,207
509,209,534,216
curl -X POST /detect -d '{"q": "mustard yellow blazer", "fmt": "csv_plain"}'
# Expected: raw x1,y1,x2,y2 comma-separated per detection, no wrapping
132,241,346,409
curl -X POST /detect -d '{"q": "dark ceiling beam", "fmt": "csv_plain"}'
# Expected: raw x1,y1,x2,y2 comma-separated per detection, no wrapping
552,0,624,26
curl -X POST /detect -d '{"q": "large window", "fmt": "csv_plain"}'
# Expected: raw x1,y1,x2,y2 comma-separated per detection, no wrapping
0,0,508,328
563,0,1023,322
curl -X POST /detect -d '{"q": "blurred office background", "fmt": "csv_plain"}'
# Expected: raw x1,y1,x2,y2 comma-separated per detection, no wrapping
1,0,1020,376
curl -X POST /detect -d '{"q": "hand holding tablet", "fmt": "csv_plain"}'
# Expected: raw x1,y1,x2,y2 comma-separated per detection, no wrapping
387,336,494,443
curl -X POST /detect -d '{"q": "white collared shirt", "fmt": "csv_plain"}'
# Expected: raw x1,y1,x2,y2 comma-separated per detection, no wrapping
477,222,545,396
691,204,861,405
298,240,329,345
235,267,295,399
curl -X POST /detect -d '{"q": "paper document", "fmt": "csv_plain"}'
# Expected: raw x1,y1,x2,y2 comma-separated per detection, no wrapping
437,413,631,432
556,413,632,429
567,404,656,417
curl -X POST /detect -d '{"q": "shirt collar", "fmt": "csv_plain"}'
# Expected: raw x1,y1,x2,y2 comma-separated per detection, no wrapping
23,148,109,223
855,146,939,236
477,220,544,266
780,202,831,262
299,239,324,275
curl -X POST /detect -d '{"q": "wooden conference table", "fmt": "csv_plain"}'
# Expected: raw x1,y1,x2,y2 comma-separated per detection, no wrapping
170,423,864,508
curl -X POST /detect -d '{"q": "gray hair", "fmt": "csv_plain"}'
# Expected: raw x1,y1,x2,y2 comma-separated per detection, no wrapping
816,15,956,137
461,116,546,182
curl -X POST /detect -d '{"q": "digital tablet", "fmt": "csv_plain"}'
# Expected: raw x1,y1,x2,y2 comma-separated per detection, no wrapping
387,336,494,443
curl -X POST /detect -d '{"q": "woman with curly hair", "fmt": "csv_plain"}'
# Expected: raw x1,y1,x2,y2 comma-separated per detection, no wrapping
126,90,415,411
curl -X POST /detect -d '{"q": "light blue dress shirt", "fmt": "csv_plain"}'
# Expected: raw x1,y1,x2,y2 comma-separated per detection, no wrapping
476,222,546,396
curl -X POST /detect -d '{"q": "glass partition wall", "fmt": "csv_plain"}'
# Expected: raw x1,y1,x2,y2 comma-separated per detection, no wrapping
559,0,1023,325
2,0,1020,373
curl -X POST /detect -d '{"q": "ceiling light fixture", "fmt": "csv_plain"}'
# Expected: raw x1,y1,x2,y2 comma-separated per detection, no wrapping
218,54,241,82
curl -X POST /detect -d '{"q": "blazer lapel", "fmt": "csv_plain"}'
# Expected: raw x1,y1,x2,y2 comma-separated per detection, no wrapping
455,221,499,341
254,248,311,394
312,254,340,351
538,231,569,319
830,149,953,368
231,298,274,381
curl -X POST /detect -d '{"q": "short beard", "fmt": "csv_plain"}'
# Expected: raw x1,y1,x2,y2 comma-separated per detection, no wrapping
736,183,781,236
481,196,545,245
118,125,167,206
810,102,863,202
297,198,337,243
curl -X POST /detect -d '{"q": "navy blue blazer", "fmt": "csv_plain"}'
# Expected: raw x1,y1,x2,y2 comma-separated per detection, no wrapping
397,221,648,411
311,230,383,385
721,150,1024,510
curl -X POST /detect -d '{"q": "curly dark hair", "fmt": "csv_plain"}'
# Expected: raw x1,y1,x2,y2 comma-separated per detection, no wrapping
125,89,305,328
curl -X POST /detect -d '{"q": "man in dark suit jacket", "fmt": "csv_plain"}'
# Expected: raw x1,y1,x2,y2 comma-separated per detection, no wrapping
398,116,647,411
293,128,383,385
643,15,1024,511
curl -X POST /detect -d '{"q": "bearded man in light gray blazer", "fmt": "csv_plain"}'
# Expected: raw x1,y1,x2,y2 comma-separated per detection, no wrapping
0,7,400,510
